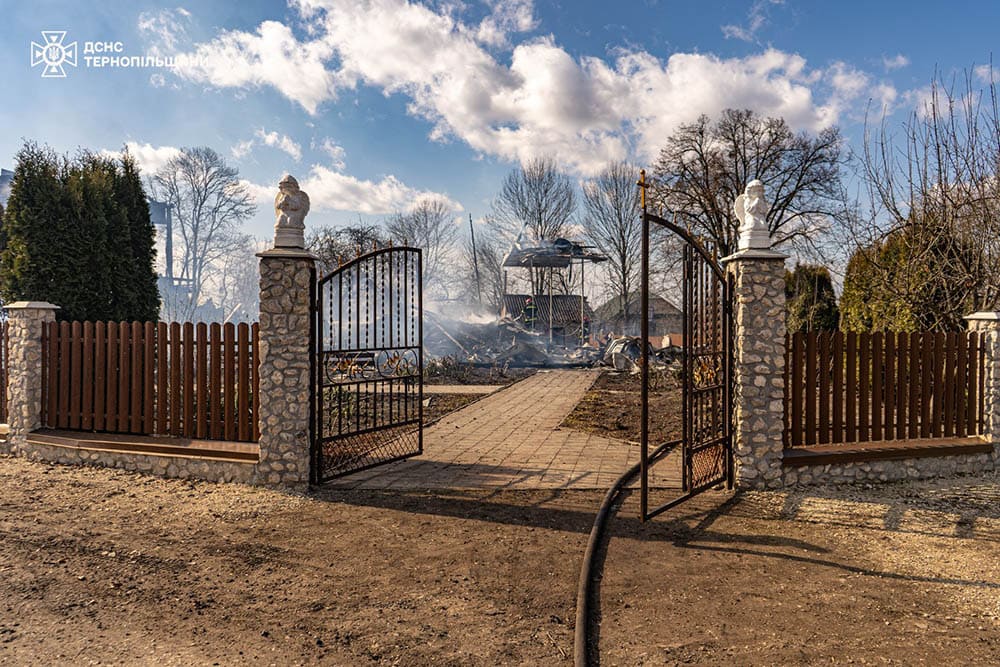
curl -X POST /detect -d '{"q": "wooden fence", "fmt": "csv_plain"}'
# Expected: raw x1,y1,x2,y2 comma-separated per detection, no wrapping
784,330,986,448
41,321,260,442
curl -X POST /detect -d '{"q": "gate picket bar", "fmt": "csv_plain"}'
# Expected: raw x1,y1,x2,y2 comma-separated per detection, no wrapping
784,330,986,448
313,246,423,483
41,320,260,442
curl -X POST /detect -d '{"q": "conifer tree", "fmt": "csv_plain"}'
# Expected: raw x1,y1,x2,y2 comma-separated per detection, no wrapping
0,141,160,321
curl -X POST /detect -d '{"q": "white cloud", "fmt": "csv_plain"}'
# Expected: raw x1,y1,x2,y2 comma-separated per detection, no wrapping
171,20,341,114
301,165,461,214
231,139,255,160
238,179,277,207
101,141,181,174
902,85,935,119
475,0,537,47
313,137,347,169
230,129,303,161
255,129,303,161
881,54,910,71
974,63,998,84
721,0,784,43
170,0,891,175
138,7,192,55
102,139,450,218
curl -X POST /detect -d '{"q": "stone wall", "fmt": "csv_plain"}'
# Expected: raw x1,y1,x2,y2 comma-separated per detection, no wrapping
965,315,1000,443
11,442,257,483
254,250,315,489
2,302,58,456
725,250,788,490
784,448,998,486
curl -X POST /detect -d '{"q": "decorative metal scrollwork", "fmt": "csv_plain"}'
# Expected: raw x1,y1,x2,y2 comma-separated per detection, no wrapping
375,349,419,378
691,355,722,389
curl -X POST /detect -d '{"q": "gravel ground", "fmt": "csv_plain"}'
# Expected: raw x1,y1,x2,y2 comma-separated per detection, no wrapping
0,455,997,665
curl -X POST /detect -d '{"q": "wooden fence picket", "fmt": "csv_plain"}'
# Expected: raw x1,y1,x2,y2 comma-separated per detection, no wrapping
39,319,260,443
784,329,986,448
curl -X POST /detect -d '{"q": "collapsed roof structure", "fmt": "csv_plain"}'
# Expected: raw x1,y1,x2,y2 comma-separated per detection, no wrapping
500,233,608,347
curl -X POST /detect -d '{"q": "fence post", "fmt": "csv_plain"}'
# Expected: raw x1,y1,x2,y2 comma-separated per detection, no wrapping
1,302,59,454
964,312,1000,451
721,181,788,489
254,175,316,488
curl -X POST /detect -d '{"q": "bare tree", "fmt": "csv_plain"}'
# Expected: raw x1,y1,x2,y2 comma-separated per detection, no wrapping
581,161,642,325
385,198,459,299
486,157,577,244
461,229,506,313
485,157,577,295
214,234,261,322
306,223,387,277
149,147,256,320
651,108,846,256
843,66,1000,330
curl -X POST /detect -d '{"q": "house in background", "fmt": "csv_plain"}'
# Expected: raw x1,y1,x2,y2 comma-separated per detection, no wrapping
594,292,682,346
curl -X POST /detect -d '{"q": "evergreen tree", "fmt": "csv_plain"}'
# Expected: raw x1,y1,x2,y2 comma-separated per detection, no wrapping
0,142,82,317
784,263,840,332
0,141,160,321
114,150,159,320
839,222,976,332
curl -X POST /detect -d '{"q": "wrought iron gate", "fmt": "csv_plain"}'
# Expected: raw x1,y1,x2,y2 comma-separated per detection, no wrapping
638,173,734,520
312,246,423,483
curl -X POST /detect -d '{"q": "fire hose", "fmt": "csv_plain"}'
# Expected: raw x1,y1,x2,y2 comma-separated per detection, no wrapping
573,459,640,667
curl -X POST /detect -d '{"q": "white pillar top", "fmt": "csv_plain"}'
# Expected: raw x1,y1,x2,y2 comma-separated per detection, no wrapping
273,174,309,249
4,301,60,311
734,179,772,251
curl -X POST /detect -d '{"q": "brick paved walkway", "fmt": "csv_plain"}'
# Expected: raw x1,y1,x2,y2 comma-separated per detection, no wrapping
326,369,681,490
423,384,498,395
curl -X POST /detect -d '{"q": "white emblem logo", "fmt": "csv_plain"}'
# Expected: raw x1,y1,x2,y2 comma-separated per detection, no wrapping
30,31,78,78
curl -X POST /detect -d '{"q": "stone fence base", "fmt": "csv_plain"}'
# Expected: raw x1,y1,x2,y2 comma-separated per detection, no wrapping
1,434,263,485
783,444,998,487
5,440,257,484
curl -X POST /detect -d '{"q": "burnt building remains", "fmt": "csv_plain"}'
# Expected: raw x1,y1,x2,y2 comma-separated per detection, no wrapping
500,236,607,347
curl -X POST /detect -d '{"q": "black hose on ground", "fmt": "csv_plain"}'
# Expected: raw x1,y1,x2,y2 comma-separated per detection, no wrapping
573,459,641,667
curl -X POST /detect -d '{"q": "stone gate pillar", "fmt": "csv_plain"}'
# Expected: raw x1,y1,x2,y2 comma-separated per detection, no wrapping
255,175,316,489
2,302,59,454
964,312,1000,450
722,181,788,489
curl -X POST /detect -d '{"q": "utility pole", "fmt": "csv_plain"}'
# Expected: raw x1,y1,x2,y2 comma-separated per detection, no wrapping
469,214,482,305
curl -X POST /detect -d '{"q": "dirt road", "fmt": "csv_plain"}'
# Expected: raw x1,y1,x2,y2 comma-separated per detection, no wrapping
0,456,997,665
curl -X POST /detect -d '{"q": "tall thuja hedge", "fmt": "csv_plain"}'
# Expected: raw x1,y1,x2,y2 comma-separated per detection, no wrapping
114,151,159,320
784,263,840,333
0,142,160,321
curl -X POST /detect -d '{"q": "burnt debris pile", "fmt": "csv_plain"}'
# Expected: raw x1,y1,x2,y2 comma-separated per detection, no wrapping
424,310,601,367
424,311,680,371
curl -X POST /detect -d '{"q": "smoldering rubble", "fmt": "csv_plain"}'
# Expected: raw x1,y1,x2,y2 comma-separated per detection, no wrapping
424,310,682,371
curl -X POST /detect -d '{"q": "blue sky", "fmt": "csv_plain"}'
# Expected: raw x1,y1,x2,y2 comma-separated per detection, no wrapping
1,0,997,242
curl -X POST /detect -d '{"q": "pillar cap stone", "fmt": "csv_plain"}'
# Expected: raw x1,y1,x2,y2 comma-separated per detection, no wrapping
257,247,317,260
4,301,60,311
720,248,789,264
963,311,1000,321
